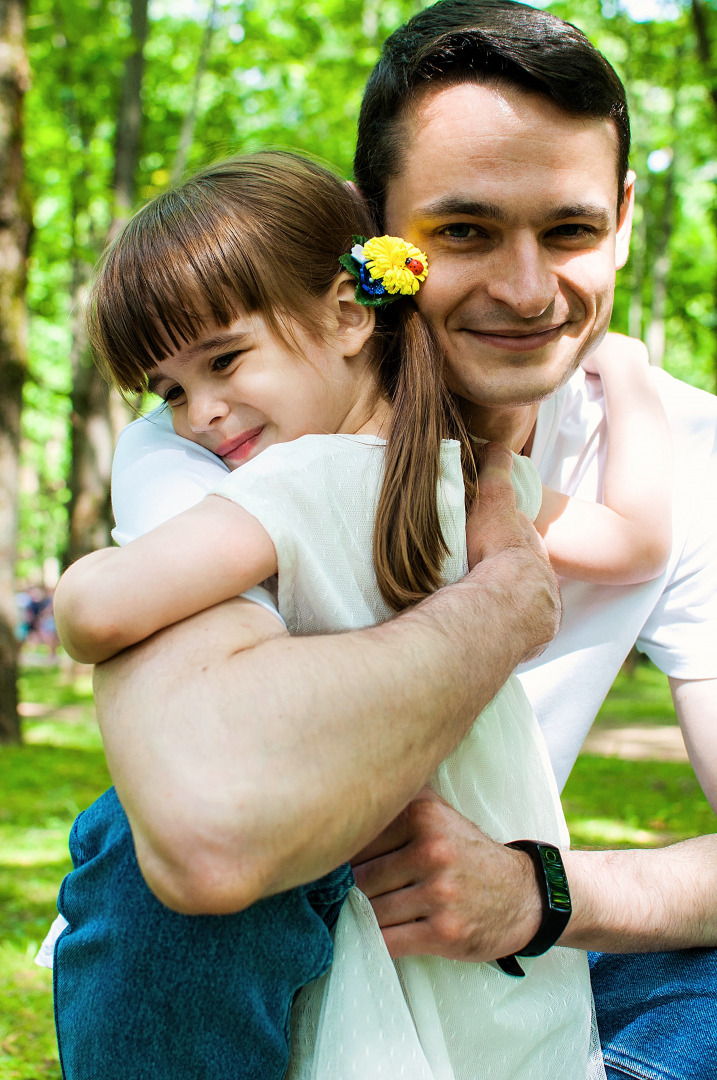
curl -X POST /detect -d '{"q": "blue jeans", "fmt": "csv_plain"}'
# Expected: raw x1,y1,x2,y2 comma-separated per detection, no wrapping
590,949,717,1080
54,787,353,1080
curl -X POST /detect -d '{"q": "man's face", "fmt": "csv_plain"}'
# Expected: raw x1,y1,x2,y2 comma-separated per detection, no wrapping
384,82,634,410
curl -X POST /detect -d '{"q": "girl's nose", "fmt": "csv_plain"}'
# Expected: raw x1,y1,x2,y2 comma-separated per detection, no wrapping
186,391,229,432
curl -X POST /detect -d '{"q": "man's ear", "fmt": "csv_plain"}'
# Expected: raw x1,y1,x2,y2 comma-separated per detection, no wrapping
615,169,636,270
332,272,375,357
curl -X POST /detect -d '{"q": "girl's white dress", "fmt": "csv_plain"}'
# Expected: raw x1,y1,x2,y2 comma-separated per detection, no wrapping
212,433,605,1080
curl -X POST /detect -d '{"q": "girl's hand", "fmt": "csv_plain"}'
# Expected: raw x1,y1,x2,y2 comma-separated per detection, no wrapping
582,332,649,378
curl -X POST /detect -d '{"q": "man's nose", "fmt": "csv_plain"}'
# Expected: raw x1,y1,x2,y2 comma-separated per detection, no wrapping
485,236,558,319
186,390,228,432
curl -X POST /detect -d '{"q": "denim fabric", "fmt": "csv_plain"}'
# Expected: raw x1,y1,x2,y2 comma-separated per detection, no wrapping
590,949,717,1080
54,787,353,1080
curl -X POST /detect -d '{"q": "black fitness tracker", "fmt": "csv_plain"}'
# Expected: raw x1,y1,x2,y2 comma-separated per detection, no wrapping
496,840,572,978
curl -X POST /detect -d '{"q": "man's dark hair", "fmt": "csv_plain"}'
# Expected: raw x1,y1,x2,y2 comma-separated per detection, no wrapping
355,0,630,229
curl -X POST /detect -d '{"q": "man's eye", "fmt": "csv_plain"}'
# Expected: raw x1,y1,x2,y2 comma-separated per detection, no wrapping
212,351,241,372
440,223,478,239
550,224,595,239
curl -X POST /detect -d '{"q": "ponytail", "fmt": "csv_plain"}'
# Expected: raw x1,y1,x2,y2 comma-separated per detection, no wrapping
373,305,478,612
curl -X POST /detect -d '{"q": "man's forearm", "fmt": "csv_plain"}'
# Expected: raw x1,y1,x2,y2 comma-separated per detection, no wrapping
560,836,717,952
353,795,717,961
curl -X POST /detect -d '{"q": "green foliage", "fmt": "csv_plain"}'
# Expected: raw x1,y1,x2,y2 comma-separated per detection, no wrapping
583,657,680,726
18,0,717,586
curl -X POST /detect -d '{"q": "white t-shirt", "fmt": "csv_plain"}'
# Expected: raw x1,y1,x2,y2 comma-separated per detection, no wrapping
519,367,717,789
111,366,717,793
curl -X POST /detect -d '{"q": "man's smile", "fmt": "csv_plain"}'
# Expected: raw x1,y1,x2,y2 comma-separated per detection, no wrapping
458,323,569,352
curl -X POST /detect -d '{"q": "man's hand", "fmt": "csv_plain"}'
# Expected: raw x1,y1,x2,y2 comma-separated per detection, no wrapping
352,788,542,962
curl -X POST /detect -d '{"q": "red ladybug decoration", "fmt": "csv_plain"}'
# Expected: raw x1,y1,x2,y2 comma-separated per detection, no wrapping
404,257,424,275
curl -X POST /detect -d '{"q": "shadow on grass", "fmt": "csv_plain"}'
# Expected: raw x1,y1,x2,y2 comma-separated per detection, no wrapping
563,755,717,848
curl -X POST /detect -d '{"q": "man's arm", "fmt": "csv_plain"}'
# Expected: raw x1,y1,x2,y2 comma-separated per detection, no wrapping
352,678,717,959
353,674,717,958
670,677,717,813
94,445,561,916
352,790,717,959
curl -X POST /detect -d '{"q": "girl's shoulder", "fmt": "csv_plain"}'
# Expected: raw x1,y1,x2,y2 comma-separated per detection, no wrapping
511,453,543,522
238,432,386,476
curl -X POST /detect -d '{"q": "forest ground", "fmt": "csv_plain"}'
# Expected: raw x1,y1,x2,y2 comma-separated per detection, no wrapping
1,655,715,1079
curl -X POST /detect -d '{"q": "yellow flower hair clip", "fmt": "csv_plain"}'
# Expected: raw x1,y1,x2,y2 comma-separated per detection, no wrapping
339,235,429,307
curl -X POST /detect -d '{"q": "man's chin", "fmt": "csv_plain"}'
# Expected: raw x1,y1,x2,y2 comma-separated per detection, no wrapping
448,351,585,410
453,375,573,411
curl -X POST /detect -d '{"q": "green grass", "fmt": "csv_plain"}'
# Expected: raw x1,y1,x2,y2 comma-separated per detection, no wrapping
562,659,717,847
1,656,715,1077
564,756,717,847
0,662,109,1080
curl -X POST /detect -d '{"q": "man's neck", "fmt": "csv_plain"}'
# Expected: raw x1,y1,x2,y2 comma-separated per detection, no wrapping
462,401,541,456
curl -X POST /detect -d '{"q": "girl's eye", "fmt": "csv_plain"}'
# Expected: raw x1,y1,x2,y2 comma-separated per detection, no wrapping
439,223,479,239
163,385,185,404
212,351,241,372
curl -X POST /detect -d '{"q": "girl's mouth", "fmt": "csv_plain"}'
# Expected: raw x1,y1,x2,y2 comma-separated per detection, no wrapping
216,426,265,464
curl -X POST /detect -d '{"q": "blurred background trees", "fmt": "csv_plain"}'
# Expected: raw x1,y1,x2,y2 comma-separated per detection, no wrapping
2,0,716,742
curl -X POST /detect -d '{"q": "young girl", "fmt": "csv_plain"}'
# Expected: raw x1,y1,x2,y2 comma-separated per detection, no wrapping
51,152,669,1080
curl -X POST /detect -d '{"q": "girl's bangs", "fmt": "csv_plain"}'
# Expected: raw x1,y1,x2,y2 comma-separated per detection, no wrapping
90,198,261,392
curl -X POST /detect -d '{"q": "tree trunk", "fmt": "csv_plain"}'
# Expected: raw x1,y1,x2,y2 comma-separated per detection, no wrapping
0,0,30,744
170,0,218,185
645,154,677,368
64,0,148,567
645,83,681,370
113,0,148,222
627,188,647,341
691,0,717,390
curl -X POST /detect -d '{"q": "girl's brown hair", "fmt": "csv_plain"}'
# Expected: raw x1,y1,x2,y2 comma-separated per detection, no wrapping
88,150,477,612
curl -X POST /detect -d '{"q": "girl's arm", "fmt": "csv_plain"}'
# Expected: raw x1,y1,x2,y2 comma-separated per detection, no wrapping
535,333,672,584
54,495,277,664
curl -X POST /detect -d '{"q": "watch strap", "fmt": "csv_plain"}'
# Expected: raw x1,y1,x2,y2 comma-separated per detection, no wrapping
496,840,572,978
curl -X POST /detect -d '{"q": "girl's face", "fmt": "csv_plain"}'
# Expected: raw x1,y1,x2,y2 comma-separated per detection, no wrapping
146,306,380,469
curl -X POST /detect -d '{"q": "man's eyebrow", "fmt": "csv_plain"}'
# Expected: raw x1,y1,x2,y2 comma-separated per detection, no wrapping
546,204,612,228
413,198,612,229
415,197,507,222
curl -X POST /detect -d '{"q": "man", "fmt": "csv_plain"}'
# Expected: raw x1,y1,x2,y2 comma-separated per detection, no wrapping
349,5,717,1076
88,3,716,1078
